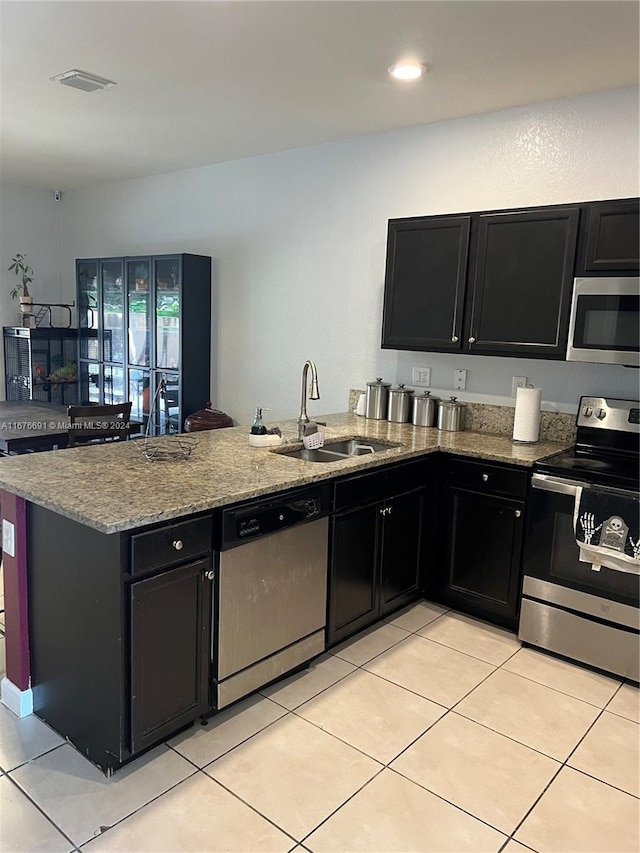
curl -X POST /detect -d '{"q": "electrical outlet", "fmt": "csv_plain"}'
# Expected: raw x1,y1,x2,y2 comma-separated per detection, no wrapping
412,367,431,386
511,376,527,397
454,369,467,390
2,519,15,557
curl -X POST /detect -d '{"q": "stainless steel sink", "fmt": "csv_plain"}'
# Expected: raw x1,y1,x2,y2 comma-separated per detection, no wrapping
277,438,399,463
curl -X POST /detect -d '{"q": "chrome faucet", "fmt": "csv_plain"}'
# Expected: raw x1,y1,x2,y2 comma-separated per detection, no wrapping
297,359,320,439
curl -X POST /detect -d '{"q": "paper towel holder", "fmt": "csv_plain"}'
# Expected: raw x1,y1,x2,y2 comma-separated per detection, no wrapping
512,384,542,445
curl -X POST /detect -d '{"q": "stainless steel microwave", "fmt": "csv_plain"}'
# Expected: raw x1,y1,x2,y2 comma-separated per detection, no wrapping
566,277,639,367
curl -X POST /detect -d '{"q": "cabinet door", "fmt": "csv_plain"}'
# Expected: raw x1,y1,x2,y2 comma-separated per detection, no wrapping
468,207,579,358
328,504,380,645
442,487,524,626
379,490,423,615
581,199,640,273
101,259,125,365
130,558,211,754
382,216,470,351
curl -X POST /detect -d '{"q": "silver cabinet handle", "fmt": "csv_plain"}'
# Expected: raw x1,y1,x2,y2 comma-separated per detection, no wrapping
172,539,184,551
387,506,393,515
469,336,476,344
205,570,215,581
379,507,386,516
514,510,522,518
451,335,459,342
482,473,489,482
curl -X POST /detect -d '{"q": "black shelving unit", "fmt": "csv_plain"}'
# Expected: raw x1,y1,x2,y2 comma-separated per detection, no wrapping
3,326,79,405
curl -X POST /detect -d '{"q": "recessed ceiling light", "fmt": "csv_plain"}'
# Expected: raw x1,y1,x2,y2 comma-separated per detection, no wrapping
387,62,427,81
51,69,117,93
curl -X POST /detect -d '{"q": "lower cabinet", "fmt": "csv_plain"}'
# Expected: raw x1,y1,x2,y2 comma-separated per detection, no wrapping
130,557,211,754
328,458,430,646
27,504,214,774
431,457,527,629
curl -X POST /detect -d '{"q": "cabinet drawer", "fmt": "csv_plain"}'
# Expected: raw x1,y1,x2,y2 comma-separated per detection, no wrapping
130,515,212,576
447,458,527,498
334,457,432,511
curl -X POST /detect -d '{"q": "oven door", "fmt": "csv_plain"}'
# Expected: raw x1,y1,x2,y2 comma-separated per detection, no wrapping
566,277,639,367
523,473,639,607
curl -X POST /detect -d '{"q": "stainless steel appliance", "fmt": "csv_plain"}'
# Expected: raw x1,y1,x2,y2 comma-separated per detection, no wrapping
566,277,639,367
520,397,639,680
214,484,329,708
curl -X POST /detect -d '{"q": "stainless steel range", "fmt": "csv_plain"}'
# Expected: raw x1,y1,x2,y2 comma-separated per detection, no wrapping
520,396,639,681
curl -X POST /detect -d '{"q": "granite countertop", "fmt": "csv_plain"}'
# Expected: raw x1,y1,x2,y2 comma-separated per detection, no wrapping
0,412,571,534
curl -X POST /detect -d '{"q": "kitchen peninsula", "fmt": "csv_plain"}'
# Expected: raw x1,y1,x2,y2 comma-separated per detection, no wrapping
0,412,571,773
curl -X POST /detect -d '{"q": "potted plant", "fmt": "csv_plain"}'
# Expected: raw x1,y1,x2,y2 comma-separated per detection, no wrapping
8,252,34,315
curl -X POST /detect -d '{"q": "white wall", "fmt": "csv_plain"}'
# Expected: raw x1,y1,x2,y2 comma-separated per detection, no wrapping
0,184,63,400
16,87,640,420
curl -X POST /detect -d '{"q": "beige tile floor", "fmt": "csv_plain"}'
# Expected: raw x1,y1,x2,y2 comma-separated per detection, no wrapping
0,600,638,853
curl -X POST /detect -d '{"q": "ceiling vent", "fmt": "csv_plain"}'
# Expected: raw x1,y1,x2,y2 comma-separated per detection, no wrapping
51,69,117,93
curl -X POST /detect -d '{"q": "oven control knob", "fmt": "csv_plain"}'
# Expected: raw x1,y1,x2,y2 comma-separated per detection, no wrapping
583,406,593,417
596,408,607,420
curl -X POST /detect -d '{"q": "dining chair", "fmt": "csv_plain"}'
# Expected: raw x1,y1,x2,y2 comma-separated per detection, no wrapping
67,402,133,447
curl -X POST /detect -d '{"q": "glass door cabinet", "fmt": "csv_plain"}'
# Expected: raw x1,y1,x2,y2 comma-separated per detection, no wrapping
76,253,211,434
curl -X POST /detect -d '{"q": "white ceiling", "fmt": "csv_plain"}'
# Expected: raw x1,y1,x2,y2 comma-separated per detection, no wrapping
1,0,638,192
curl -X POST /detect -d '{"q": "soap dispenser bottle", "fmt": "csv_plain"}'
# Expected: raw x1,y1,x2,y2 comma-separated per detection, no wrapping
250,407,268,435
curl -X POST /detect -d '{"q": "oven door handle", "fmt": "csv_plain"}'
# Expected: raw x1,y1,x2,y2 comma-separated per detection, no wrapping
531,473,587,496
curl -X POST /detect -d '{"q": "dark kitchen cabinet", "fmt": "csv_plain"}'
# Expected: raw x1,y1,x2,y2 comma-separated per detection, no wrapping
328,458,430,645
130,557,211,754
381,216,471,351
382,202,580,359
468,207,579,358
430,457,527,629
27,503,214,773
577,198,640,274
77,253,211,434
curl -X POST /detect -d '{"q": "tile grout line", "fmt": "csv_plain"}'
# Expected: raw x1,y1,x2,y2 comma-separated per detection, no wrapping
3,769,81,851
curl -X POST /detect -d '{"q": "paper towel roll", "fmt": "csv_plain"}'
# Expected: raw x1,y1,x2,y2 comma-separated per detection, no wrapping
513,386,542,443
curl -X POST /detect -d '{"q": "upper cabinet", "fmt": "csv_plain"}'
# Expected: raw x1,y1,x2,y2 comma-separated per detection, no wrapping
381,215,470,351
577,198,640,274
77,253,211,434
468,207,579,358
381,197,638,360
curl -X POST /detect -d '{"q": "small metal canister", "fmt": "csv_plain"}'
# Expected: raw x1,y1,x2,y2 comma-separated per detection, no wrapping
387,384,414,423
365,377,391,420
437,396,467,431
412,391,439,427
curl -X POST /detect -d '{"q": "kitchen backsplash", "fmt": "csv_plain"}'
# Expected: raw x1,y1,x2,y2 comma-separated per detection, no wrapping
348,389,576,443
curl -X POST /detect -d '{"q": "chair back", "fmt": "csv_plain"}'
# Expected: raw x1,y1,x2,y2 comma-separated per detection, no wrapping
67,402,132,447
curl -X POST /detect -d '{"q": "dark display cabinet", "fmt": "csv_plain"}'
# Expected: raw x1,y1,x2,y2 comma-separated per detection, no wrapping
3,326,79,405
77,253,211,434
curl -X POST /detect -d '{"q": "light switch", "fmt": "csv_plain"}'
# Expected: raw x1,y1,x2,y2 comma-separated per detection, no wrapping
2,519,15,557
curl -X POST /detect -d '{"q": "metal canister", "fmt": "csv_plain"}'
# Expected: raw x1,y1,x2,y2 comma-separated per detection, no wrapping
365,377,391,420
437,396,467,431
387,384,414,423
412,391,439,427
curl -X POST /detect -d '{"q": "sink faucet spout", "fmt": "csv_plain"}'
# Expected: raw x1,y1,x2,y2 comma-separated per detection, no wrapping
297,360,320,439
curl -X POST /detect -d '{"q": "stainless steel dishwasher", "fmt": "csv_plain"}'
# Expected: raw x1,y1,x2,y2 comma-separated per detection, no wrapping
213,484,330,708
